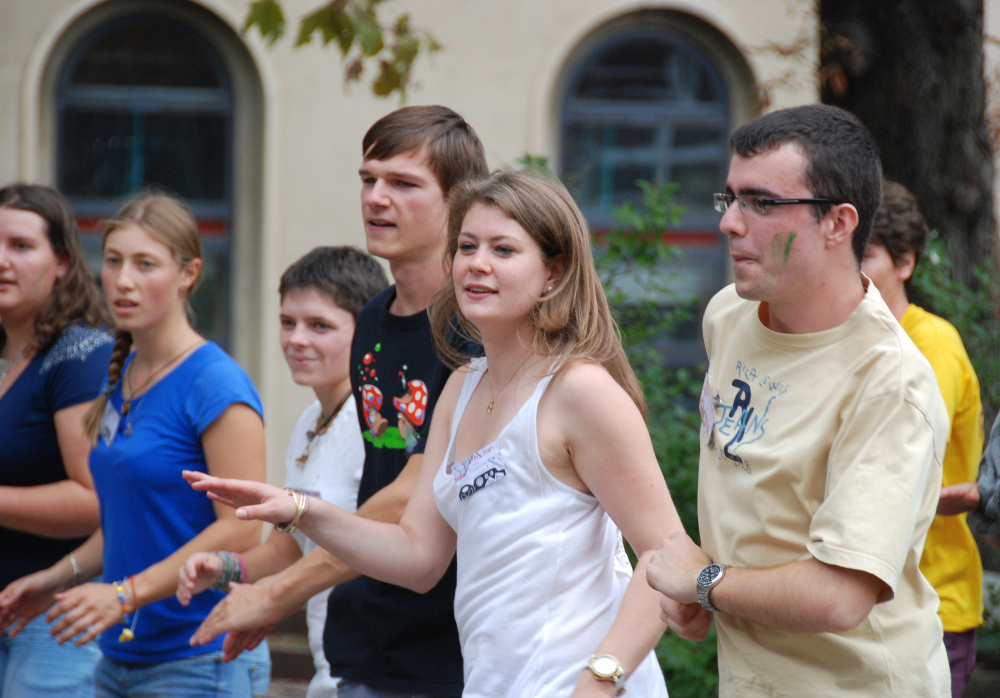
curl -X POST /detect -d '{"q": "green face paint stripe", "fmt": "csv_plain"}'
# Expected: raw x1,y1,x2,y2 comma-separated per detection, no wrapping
784,232,796,264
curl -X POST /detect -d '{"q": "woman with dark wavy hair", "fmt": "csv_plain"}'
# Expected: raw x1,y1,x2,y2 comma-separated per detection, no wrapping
0,183,112,697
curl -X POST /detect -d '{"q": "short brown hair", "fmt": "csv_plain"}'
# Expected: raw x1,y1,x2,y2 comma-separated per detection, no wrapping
868,181,929,267
362,106,488,195
279,246,388,319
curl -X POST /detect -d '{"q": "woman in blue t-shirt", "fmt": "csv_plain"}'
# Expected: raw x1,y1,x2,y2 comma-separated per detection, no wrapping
0,184,111,697
0,193,270,697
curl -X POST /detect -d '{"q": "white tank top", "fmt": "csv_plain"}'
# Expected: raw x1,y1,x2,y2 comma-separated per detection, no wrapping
433,358,669,697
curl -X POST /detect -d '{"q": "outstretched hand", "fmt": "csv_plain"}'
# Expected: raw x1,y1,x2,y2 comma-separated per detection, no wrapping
189,577,288,661
183,470,295,524
47,582,124,647
0,568,64,637
177,552,225,607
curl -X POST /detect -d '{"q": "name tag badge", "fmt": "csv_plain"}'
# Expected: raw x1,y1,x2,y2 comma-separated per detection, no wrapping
452,441,506,501
100,402,121,447
699,373,716,449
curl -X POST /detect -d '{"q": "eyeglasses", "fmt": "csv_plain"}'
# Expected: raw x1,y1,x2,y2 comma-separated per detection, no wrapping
713,192,840,215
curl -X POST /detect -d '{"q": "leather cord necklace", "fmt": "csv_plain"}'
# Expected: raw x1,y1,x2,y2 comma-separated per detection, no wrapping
121,337,203,436
295,392,352,467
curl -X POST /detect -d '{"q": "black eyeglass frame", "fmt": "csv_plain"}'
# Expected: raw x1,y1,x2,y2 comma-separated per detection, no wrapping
713,192,841,214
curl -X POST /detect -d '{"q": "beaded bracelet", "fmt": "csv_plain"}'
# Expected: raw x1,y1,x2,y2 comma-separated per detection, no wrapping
211,551,247,592
114,579,139,642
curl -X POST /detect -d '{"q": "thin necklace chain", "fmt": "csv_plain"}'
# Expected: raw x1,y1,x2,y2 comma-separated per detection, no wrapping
485,354,531,413
0,345,26,386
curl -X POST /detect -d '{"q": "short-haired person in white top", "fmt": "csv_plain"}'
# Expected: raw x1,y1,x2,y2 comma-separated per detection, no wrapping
185,170,707,697
177,247,388,697
646,104,952,697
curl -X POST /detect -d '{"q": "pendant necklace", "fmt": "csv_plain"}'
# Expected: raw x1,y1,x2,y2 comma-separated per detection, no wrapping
0,346,25,386
485,355,531,413
296,392,351,468
121,336,202,437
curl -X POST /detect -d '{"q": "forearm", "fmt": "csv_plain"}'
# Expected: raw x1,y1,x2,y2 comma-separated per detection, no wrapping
297,498,443,592
0,482,100,538
260,547,360,616
244,472,420,612
594,552,667,672
710,558,880,633
132,518,262,608
238,533,303,583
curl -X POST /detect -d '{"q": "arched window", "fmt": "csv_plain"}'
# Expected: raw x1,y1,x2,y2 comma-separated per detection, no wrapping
58,14,232,347
561,26,732,362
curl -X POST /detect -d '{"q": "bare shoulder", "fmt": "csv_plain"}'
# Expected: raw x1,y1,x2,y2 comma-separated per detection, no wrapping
435,364,475,422
545,359,636,419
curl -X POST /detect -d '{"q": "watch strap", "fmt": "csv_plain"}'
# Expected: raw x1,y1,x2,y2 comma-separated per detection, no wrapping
697,563,727,612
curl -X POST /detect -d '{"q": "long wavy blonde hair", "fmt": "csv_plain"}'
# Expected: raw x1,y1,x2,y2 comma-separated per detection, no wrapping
429,170,646,417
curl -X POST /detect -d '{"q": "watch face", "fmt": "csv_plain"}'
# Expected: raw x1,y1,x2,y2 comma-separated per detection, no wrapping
698,564,723,586
592,656,617,677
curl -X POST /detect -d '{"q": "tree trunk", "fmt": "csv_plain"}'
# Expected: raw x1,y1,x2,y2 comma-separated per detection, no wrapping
821,0,996,282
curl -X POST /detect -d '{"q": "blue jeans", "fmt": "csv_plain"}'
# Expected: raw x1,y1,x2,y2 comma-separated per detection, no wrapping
94,642,270,698
0,613,100,698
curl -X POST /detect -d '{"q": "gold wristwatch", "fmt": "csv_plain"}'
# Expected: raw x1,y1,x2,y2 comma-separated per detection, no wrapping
587,654,626,695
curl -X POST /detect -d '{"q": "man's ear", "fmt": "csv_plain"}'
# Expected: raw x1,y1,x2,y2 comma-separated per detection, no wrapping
825,203,860,251
897,250,917,283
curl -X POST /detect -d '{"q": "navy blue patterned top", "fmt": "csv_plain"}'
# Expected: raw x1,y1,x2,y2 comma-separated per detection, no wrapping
0,324,113,589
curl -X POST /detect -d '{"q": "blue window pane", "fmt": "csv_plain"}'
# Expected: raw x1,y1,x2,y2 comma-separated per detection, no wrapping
59,111,225,201
143,114,226,200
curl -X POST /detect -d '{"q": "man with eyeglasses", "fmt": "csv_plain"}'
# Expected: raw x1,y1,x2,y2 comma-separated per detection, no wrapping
648,104,951,697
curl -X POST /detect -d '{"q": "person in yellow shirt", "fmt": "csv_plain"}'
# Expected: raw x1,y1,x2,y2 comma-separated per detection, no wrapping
861,180,984,698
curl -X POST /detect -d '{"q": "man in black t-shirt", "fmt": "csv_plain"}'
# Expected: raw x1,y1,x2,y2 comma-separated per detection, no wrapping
189,106,488,697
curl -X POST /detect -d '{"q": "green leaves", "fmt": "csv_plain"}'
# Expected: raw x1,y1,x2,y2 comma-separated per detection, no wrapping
243,0,286,45
243,0,441,101
910,230,1000,426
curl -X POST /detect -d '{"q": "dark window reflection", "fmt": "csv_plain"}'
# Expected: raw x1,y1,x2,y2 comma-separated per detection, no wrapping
69,21,218,88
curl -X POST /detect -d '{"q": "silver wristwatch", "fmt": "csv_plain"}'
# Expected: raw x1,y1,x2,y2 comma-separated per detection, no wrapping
696,563,727,612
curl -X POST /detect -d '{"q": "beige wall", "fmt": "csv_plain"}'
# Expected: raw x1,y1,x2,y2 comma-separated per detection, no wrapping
0,0,819,483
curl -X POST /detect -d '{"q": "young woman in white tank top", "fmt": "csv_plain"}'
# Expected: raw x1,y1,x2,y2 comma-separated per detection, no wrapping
186,171,709,697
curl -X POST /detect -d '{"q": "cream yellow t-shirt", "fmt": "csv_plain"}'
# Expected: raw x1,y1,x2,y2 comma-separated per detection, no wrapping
901,303,984,633
699,282,950,698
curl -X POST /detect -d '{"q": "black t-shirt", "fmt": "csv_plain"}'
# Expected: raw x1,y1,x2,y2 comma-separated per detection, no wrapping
324,286,465,696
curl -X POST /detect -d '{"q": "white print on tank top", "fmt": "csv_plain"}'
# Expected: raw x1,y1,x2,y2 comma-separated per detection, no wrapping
448,441,506,500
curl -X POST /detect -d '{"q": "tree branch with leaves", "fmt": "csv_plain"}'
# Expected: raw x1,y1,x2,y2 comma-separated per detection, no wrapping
244,0,441,100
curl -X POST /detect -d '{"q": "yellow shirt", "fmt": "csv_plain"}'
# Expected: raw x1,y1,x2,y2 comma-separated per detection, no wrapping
901,303,984,633
699,283,951,697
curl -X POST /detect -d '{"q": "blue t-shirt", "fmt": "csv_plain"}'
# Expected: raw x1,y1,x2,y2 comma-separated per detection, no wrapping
89,342,263,662
0,325,113,589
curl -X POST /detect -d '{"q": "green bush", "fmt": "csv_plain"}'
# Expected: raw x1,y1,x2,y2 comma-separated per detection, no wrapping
598,178,717,695
909,231,1000,426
